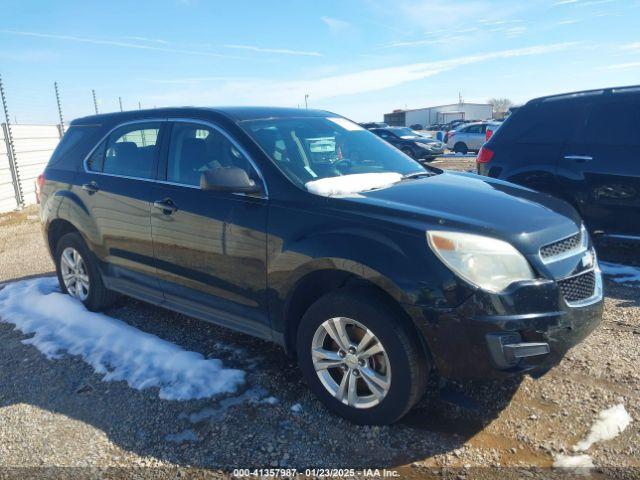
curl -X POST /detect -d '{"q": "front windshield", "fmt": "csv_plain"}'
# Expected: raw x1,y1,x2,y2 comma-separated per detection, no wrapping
241,116,426,189
392,127,421,139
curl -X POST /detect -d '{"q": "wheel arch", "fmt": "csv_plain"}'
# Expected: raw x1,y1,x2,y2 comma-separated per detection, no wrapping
281,266,433,372
47,218,80,256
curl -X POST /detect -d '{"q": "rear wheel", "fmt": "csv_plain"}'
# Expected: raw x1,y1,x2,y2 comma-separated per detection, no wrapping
453,142,468,154
55,232,117,311
297,289,429,424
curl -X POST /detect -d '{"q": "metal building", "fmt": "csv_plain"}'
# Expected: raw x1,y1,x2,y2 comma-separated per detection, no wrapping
384,103,493,127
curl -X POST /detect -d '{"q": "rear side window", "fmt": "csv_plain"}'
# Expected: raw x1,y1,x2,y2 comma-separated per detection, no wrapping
465,125,483,134
496,100,588,144
580,100,640,146
87,122,161,179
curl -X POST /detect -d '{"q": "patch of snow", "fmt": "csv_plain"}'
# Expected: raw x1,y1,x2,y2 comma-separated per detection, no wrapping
305,173,402,197
0,277,245,400
165,429,199,443
261,396,279,405
573,404,632,452
553,453,594,471
291,403,303,413
600,262,640,286
181,386,269,423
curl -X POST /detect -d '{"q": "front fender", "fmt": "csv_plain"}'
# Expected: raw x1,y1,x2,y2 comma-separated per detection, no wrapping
266,221,463,335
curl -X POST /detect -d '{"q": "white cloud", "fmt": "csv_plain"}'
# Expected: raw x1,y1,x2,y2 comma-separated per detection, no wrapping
553,0,579,5
621,42,640,52
223,44,322,57
321,16,351,32
599,62,640,71
120,36,170,44
0,30,237,58
148,42,579,106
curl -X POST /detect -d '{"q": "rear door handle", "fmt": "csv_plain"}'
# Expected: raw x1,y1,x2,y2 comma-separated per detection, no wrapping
153,198,178,215
564,155,593,162
81,182,99,194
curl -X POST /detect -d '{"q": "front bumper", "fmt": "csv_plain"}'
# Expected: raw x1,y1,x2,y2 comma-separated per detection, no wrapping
411,272,603,381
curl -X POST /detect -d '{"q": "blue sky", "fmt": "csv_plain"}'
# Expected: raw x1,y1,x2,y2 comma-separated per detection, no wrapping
1,0,639,123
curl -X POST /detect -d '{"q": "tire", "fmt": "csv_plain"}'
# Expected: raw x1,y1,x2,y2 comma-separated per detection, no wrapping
296,289,430,425
453,142,468,155
54,232,117,311
401,147,415,159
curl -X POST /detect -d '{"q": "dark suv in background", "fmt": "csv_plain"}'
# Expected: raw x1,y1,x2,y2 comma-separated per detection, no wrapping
39,107,602,424
478,86,640,243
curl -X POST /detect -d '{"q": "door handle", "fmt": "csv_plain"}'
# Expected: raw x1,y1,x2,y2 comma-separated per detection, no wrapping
81,182,99,194
564,155,593,162
153,198,178,215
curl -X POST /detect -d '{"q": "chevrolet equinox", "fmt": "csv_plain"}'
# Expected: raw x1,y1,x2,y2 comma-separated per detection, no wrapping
39,107,603,424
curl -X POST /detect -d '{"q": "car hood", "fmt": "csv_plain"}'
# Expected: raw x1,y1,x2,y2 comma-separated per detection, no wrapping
335,172,582,255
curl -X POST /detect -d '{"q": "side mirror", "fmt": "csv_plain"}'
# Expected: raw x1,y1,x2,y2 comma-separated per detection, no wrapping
200,167,261,193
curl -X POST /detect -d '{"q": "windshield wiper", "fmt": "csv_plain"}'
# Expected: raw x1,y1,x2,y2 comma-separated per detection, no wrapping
402,170,433,179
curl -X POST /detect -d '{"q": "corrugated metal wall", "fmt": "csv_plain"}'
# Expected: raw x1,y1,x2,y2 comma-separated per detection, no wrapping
0,124,61,214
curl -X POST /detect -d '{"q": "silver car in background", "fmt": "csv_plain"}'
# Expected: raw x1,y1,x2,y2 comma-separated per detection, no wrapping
446,121,501,154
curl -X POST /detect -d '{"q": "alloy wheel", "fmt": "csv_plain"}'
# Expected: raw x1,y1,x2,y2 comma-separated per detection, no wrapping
311,317,391,409
60,247,90,301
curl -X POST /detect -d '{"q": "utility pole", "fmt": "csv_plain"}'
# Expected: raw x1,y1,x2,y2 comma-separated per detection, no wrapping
118,96,123,112
92,89,99,114
54,81,65,133
304,94,309,109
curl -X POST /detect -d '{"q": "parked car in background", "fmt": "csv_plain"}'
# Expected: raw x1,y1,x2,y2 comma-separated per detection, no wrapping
409,123,424,130
446,121,498,154
370,127,445,160
39,106,603,424
360,121,388,129
477,85,640,242
485,121,501,142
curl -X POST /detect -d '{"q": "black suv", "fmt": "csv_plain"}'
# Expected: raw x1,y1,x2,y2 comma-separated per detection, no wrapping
478,86,640,243
40,107,602,424
370,127,444,160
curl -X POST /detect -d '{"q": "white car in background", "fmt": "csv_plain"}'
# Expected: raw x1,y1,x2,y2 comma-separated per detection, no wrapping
446,121,501,154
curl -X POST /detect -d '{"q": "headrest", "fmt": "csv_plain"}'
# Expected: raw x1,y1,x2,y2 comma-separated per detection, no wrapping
113,141,138,157
181,138,206,160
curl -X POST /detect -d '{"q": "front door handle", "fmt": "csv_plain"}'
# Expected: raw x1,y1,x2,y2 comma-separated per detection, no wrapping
564,155,593,162
81,182,99,194
153,198,178,215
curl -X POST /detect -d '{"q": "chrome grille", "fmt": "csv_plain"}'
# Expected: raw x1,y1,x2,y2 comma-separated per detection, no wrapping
540,232,582,259
558,270,596,303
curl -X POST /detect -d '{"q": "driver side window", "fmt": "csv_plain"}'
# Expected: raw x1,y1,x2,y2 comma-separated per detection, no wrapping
167,122,260,187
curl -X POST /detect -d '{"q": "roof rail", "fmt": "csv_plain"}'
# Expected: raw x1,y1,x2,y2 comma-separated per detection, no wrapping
527,84,640,105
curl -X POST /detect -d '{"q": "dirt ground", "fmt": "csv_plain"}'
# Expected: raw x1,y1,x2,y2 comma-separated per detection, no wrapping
0,161,638,479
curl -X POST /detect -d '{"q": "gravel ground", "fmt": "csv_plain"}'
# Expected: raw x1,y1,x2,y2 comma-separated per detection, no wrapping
0,165,638,479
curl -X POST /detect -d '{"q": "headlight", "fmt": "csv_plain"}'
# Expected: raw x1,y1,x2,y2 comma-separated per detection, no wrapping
427,231,535,292
415,142,435,150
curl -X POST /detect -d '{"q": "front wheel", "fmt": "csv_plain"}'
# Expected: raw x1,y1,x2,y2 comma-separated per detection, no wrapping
297,290,430,424
55,232,117,311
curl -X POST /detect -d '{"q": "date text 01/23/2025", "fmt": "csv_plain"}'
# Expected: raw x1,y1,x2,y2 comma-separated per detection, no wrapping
233,468,401,477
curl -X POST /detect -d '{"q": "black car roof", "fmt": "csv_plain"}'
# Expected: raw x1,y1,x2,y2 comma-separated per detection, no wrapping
527,84,640,105
70,106,336,126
